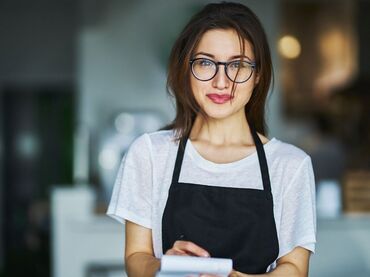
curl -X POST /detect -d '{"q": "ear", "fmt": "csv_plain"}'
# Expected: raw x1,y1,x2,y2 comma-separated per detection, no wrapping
254,72,260,87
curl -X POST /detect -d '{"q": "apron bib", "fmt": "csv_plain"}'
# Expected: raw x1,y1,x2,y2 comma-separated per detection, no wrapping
162,126,279,274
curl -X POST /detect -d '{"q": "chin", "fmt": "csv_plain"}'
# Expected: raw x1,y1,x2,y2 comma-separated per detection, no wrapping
202,107,235,120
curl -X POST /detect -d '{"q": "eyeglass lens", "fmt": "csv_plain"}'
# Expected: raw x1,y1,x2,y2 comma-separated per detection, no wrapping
191,58,254,83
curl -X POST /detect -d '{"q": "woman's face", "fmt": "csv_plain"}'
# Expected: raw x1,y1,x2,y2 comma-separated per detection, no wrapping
190,28,258,120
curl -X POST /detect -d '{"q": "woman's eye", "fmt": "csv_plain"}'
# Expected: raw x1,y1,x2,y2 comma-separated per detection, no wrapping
230,61,242,69
199,59,213,67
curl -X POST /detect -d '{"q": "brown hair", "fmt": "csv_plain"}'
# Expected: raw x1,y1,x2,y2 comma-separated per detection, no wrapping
162,2,273,140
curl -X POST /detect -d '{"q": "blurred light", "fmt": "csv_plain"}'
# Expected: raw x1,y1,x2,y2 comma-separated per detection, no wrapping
314,29,355,97
278,35,301,59
73,125,89,183
141,116,163,132
17,133,39,159
114,112,135,134
317,180,342,218
98,148,119,170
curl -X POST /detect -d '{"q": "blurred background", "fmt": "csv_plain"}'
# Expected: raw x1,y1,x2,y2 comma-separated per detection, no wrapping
0,0,369,276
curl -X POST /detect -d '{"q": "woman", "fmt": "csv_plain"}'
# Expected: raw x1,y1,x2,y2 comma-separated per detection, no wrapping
107,2,316,276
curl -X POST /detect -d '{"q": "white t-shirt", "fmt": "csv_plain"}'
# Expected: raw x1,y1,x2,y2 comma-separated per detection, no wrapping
107,129,317,271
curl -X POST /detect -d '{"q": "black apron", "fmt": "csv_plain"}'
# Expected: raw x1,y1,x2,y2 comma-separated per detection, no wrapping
162,126,279,274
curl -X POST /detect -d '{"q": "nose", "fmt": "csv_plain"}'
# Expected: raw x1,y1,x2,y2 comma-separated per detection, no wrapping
212,65,230,89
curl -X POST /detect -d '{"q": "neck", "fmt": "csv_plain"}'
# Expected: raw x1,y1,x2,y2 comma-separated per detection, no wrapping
190,112,253,146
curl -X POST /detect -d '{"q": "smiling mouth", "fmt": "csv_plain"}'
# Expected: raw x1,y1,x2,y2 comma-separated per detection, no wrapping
206,93,233,104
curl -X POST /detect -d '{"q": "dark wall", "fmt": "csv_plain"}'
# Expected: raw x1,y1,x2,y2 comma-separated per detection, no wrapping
0,0,79,274
0,0,78,84
358,0,370,76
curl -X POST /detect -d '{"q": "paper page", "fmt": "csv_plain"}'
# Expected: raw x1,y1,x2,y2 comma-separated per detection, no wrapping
156,255,233,277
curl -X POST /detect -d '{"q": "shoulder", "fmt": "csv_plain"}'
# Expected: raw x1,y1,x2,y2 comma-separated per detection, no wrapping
258,132,308,163
266,137,312,174
123,130,176,169
146,129,177,147
267,139,315,199
128,129,178,155
269,138,309,160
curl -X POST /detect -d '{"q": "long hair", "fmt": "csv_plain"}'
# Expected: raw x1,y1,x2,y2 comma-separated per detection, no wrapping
162,2,273,141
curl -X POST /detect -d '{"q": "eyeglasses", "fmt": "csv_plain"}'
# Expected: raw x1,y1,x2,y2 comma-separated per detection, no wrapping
189,58,256,83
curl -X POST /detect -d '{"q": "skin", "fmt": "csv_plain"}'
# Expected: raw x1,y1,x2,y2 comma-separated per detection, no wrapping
125,29,311,277
189,28,265,163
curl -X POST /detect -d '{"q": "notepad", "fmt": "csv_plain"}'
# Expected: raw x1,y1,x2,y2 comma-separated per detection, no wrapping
156,255,233,277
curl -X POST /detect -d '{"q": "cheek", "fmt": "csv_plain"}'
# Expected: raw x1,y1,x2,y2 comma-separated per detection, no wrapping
230,88,253,109
190,77,197,93
234,82,254,100
190,78,207,101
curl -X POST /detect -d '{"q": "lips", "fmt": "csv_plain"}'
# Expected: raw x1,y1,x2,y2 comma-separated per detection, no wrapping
206,93,233,104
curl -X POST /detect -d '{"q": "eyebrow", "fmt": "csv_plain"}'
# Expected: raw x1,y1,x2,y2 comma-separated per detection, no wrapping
193,51,252,61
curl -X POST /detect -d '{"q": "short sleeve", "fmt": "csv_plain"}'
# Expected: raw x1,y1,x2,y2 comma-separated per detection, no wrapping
106,134,153,229
278,156,317,258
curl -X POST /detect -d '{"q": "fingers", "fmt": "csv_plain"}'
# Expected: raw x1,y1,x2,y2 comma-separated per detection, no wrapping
173,240,210,257
228,270,240,277
164,248,188,256
165,240,211,257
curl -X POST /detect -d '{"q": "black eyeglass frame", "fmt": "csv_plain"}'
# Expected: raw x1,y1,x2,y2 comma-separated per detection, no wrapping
189,58,256,83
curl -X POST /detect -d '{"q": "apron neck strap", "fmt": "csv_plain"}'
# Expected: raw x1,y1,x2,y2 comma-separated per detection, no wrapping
250,125,272,194
171,125,272,194
171,134,189,185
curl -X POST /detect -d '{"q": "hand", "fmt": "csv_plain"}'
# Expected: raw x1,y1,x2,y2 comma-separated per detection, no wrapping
199,269,240,277
228,270,249,277
165,241,223,277
165,240,210,257
198,270,239,277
